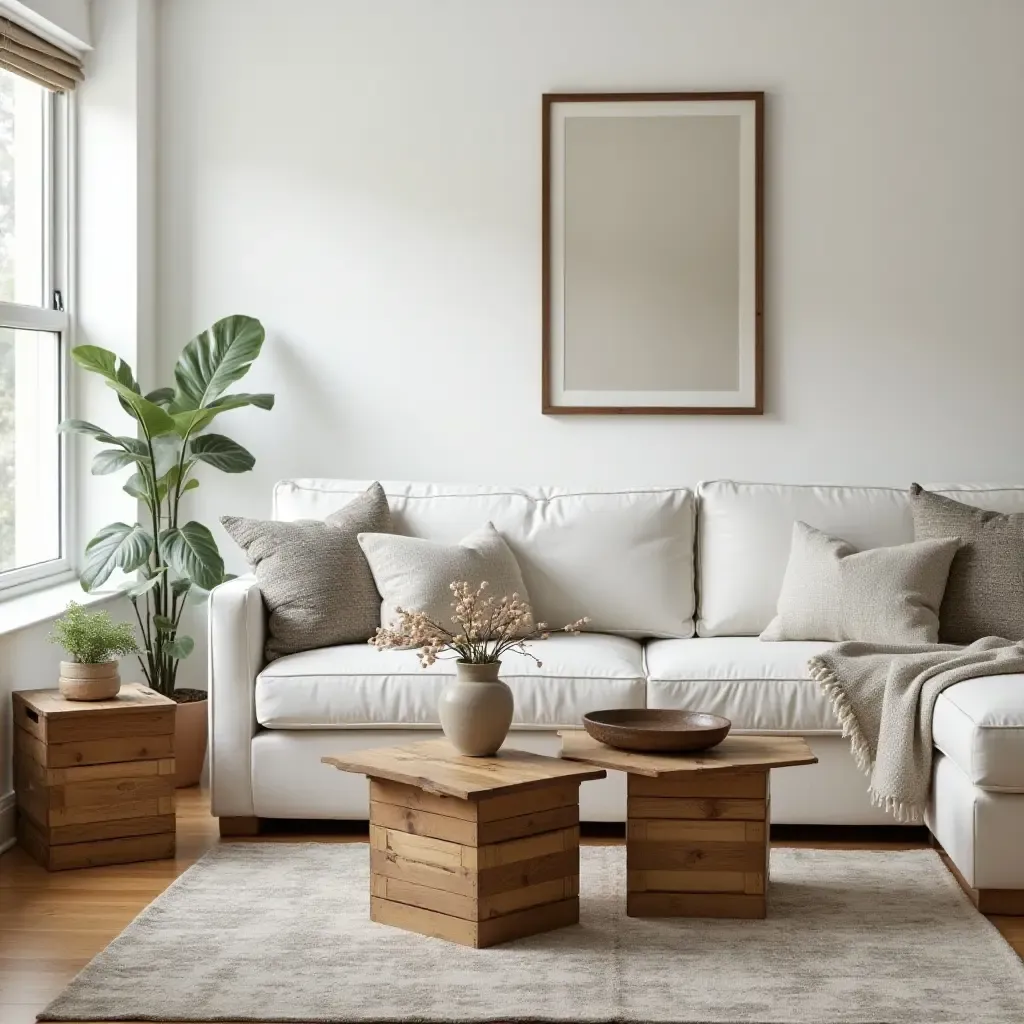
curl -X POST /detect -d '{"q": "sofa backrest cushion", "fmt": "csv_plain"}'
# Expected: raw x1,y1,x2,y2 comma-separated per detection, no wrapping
274,480,695,639
697,480,1024,637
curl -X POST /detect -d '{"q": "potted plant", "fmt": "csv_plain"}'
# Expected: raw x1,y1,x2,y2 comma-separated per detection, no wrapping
369,581,588,756
49,601,140,701
60,315,274,785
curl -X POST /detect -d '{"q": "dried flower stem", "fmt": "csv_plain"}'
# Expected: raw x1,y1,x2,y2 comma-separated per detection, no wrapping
369,580,588,669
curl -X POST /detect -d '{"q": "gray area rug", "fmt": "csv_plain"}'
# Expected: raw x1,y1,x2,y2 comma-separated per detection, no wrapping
41,844,1024,1024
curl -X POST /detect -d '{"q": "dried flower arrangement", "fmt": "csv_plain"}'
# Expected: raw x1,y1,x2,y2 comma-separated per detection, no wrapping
369,581,588,668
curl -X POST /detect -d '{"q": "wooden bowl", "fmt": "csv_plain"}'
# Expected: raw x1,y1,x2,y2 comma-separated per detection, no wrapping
581,709,732,753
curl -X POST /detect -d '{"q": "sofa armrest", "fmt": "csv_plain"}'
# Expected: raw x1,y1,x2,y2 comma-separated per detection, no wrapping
208,574,266,817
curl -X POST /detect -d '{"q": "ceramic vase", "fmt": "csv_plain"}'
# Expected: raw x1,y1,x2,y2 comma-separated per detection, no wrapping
173,694,209,787
438,660,514,756
58,661,121,701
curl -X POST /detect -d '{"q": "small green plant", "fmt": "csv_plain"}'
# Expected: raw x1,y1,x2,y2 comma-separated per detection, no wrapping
49,602,140,664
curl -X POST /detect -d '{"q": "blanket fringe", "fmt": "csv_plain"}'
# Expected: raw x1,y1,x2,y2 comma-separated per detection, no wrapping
808,657,924,825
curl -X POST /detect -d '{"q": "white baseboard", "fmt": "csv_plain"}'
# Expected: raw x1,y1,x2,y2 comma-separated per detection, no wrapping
0,790,15,855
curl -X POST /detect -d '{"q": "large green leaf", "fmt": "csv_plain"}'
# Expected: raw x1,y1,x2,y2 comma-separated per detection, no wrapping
173,316,265,410
146,387,175,406
119,571,164,599
58,419,119,445
164,635,194,660
91,449,140,475
114,358,142,418
105,380,177,438
159,521,224,589
71,345,118,379
207,392,275,413
123,472,150,500
189,434,254,473
81,523,154,591
171,408,217,439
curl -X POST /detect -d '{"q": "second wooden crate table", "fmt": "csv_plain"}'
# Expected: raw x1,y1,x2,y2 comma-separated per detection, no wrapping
13,683,177,870
560,730,817,919
322,739,605,947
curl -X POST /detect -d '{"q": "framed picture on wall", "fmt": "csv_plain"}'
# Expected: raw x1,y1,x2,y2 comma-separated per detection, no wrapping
542,91,764,415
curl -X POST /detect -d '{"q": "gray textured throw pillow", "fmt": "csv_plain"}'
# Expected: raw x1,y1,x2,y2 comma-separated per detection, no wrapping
910,484,1024,643
221,482,392,661
357,523,530,632
760,520,959,644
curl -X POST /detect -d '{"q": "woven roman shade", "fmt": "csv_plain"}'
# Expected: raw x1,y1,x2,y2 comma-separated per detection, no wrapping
0,16,83,91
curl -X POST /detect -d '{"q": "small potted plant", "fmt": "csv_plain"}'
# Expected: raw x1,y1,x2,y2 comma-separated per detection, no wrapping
370,581,587,756
49,602,140,701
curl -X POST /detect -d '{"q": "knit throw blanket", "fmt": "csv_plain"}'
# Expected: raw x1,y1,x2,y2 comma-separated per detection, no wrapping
809,637,1024,822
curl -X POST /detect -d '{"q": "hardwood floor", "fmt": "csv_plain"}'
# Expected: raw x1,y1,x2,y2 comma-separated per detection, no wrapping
1,788,1021,1024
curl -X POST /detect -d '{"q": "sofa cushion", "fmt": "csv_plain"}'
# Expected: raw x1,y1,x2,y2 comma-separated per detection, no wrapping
273,480,695,638
932,676,1024,791
645,637,840,732
696,481,913,637
255,633,645,730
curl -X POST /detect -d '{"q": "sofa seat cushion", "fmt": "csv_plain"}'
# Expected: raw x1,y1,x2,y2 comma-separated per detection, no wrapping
932,676,1024,791
255,633,645,730
645,637,840,732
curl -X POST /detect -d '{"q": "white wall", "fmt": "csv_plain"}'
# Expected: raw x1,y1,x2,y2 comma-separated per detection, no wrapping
155,0,1024,682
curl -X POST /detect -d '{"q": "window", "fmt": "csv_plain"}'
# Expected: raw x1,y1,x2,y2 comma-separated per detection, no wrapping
0,67,70,593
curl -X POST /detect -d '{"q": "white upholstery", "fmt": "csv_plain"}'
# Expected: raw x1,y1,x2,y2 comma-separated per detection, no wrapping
255,634,645,731
696,481,912,636
645,637,839,732
933,676,1024,791
273,480,695,638
208,575,265,818
928,753,1024,889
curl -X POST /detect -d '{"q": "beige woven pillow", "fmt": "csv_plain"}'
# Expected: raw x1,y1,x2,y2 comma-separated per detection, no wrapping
760,521,959,644
357,523,530,633
910,484,1024,643
221,482,392,661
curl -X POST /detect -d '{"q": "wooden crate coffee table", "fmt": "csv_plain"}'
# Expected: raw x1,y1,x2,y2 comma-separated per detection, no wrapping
13,683,177,870
560,731,817,919
322,739,605,947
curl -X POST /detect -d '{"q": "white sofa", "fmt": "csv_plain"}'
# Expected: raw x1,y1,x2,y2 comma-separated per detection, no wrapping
208,479,1024,906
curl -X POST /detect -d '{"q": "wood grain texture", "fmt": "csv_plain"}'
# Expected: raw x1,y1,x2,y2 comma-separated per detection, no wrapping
627,891,766,919
323,739,605,799
12,686,177,872
0,788,1020,1024
560,730,816,777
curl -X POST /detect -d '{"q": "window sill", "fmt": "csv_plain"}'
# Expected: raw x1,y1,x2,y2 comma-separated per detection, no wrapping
0,580,121,638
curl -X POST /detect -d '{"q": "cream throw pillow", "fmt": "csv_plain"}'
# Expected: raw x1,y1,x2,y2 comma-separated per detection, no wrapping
357,522,531,632
760,521,959,644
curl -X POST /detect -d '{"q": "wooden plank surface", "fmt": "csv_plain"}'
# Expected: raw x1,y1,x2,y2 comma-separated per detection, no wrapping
627,891,765,919
18,731,175,770
13,686,174,744
627,796,766,821
560,730,817,777
627,839,765,872
478,804,579,844
628,772,767,799
323,740,605,799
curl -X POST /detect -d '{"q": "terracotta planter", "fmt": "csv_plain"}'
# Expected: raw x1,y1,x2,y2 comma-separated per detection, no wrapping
438,661,514,757
173,693,208,788
59,661,120,701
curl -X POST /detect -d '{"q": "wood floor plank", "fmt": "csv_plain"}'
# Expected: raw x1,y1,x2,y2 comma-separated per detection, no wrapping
0,786,1019,1024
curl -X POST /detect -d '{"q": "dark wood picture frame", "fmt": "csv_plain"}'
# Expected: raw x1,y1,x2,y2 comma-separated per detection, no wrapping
542,91,764,415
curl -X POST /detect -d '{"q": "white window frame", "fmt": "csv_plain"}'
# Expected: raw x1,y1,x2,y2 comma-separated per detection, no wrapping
0,85,74,597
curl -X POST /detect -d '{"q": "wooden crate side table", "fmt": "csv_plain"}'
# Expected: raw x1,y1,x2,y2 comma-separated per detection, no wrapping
323,739,605,947
560,731,817,919
13,683,177,870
